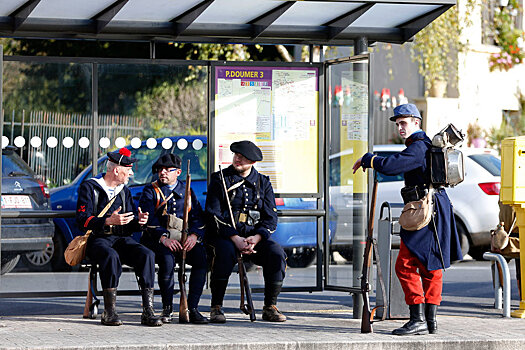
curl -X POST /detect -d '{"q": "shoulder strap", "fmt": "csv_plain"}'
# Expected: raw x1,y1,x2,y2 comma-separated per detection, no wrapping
119,190,126,213
152,181,166,210
98,195,118,218
93,188,99,211
152,181,174,214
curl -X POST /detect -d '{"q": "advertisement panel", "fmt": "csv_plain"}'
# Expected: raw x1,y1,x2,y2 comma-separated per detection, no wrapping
214,65,319,193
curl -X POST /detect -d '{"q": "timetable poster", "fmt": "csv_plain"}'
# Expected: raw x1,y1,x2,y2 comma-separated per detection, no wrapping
214,66,319,193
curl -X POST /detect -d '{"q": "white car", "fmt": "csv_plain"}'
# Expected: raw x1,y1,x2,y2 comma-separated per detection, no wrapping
373,144,501,259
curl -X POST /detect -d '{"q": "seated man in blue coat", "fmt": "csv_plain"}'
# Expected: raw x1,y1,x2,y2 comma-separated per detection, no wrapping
353,103,462,336
139,154,208,324
205,140,287,323
76,148,162,327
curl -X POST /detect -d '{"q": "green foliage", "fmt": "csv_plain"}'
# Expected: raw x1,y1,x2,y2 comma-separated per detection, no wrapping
408,1,476,96
135,81,207,138
410,8,462,95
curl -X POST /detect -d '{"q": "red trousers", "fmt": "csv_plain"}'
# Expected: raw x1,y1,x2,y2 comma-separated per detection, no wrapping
395,241,443,305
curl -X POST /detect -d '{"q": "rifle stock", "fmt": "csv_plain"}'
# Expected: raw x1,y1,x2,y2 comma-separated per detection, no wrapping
83,273,93,319
360,179,379,333
83,266,99,319
178,159,191,323
219,165,256,322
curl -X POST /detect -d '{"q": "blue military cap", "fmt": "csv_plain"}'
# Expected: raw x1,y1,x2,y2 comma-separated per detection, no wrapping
107,148,137,167
230,140,263,162
390,103,422,122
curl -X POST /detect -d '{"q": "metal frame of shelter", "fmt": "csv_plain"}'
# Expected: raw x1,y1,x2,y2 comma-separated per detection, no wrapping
0,0,456,316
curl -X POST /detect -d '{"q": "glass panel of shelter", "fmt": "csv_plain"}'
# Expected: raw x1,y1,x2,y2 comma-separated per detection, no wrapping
325,57,369,293
0,58,324,296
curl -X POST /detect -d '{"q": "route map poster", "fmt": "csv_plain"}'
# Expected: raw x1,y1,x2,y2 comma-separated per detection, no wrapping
214,66,319,193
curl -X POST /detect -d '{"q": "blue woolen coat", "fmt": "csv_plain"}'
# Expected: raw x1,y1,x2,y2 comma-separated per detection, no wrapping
361,131,463,270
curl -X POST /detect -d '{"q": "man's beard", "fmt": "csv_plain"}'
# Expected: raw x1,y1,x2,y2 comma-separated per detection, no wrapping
158,177,169,184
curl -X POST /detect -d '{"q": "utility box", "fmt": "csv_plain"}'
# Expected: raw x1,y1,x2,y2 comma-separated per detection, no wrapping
501,136,525,205
376,202,408,319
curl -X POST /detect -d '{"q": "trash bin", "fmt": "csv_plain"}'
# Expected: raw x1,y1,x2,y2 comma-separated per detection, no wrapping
376,201,409,319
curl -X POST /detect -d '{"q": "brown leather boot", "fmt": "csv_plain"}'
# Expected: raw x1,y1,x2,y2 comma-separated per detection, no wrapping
210,305,226,323
101,288,122,326
262,305,286,322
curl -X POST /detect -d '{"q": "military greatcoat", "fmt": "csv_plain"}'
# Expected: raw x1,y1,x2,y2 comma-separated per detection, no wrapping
361,131,463,270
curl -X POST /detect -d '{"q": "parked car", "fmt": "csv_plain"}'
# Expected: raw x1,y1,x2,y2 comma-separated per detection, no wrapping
332,144,501,259
39,135,332,271
1,146,54,274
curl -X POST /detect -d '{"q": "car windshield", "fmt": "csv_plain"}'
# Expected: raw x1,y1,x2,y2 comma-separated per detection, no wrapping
78,138,208,186
468,154,501,176
2,150,33,177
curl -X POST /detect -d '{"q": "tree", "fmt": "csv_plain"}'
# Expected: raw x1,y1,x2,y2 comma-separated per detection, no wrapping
135,81,207,137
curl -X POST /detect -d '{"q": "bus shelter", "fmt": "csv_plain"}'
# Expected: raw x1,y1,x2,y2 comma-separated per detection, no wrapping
0,0,454,318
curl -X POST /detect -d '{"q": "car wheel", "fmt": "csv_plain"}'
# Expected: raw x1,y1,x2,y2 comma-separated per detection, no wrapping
50,232,71,272
22,243,54,272
1,254,20,275
285,248,316,268
456,220,470,258
336,246,353,262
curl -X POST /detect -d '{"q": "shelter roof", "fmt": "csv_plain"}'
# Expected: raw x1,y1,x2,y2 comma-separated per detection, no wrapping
0,0,455,45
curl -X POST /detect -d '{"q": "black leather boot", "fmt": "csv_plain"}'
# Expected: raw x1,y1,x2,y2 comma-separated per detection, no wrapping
101,288,122,326
392,304,428,336
160,305,173,324
189,308,209,324
140,288,162,327
425,303,438,334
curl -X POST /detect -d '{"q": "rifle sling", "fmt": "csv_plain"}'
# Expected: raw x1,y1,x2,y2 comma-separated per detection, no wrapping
371,238,387,322
238,254,246,311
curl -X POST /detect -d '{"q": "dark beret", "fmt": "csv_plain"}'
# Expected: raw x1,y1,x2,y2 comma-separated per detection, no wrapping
152,153,182,173
230,140,263,162
390,103,422,121
107,148,136,167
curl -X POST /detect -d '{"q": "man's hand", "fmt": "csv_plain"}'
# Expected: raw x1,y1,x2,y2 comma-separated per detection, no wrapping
231,235,249,252
352,157,365,174
183,233,198,251
138,207,149,225
161,236,183,252
105,206,134,226
243,234,261,255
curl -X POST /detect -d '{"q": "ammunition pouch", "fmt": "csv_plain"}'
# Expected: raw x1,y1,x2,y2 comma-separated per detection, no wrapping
235,210,261,227
400,185,427,204
103,225,124,235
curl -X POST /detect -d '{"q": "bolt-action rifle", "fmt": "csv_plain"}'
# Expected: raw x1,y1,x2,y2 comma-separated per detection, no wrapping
178,159,191,323
218,165,256,322
360,176,387,333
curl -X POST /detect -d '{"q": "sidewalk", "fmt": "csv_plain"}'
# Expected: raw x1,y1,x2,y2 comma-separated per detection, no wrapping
1,259,525,350
1,289,525,350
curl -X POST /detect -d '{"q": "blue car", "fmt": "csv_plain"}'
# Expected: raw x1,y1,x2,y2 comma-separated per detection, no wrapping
45,135,331,271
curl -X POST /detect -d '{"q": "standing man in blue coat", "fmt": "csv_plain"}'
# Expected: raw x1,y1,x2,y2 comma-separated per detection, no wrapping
76,148,162,327
353,104,462,335
139,153,209,324
205,140,287,323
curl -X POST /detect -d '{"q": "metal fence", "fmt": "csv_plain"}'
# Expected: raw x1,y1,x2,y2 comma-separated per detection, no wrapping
3,110,144,187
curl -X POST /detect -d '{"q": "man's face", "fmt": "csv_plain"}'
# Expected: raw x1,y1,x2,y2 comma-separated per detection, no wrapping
232,153,255,174
116,165,133,185
157,167,181,185
395,117,420,139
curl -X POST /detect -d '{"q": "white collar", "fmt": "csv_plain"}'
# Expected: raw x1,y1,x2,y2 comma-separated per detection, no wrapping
92,177,125,199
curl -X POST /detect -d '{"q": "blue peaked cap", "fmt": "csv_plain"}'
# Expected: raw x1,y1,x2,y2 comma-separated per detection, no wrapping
390,103,422,121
